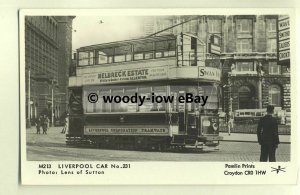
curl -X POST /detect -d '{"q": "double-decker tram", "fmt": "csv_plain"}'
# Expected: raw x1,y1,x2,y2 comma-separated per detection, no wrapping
68,34,223,150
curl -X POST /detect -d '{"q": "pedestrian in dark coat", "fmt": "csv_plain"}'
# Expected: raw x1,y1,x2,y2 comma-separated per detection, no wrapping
35,116,42,134
257,105,280,162
42,115,49,134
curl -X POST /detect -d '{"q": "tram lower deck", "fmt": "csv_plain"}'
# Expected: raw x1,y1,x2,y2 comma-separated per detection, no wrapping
67,81,223,150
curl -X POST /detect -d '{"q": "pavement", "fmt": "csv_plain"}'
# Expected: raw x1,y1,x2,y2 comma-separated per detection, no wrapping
220,132,290,143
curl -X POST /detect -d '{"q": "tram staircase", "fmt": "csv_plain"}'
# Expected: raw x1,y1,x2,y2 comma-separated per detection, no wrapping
66,135,94,147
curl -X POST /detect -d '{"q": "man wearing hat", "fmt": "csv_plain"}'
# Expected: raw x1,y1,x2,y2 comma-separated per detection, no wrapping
257,105,280,162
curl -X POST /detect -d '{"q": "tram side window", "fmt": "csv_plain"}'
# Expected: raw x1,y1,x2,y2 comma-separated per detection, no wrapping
134,42,153,60
155,40,176,58
138,87,153,112
123,87,137,112
96,48,113,64
152,86,167,111
115,45,132,63
94,89,101,112
111,89,124,112
84,90,96,113
96,89,111,113
78,51,94,66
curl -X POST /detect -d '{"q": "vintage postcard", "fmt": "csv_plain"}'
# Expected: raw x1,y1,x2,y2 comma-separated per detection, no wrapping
20,9,297,185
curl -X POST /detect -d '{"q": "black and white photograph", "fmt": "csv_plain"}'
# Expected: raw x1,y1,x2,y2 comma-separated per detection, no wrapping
19,9,296,185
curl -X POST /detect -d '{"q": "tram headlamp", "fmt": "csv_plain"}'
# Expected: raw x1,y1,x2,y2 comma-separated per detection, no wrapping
212,123,218,131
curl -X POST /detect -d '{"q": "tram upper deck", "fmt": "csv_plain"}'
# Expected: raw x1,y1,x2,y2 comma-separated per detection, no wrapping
69,34,221,87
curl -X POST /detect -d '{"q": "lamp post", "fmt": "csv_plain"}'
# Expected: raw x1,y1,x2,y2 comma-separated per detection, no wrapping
51,79,54,127
256,62,263,109
40,87,65,127
26,69,31,128
229,97,233,113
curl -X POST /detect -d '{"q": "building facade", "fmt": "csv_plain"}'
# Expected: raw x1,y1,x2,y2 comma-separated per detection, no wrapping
25,16,75,126
141,15,291,114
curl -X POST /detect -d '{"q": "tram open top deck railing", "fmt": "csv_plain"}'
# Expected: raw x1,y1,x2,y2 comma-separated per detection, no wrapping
75,34,221,71
76,50,220,68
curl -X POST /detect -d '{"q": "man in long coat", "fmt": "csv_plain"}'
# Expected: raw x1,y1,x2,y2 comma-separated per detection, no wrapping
257,105,280,162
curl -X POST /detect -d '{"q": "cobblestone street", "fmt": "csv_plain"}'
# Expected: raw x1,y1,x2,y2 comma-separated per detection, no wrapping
26,126,290,162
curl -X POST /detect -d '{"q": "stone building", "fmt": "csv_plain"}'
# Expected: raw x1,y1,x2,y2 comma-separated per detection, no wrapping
141,15,290,114
25,16,75,126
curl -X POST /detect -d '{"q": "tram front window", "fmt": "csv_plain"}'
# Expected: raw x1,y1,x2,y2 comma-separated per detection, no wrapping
133,42,153,60
199,85,219,111
114,45,132,63
96,48,114,64
78,51,94,66
155,40,176,58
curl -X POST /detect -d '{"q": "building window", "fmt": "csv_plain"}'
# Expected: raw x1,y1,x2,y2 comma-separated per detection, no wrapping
237,39,252,53
236,19,252,33
236,62,255,72
157,19,173,33
267,19,277,32
238,86,255,109
208,19,222,33
182,22,191,33
189,20,198,34
267,38,277,53
269,85,281,107
269,62,281,75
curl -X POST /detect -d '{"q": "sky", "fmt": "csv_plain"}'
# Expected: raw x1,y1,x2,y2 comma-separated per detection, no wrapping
72,16,145,51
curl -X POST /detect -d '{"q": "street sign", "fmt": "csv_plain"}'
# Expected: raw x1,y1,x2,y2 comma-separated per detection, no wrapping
277,15,290,65
209,34,221,55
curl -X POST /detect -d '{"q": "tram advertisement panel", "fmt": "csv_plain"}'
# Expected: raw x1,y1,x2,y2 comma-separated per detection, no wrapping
83,66,168,85
84,126,170,136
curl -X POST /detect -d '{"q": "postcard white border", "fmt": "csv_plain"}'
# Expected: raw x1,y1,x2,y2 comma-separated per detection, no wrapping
19,8,298,185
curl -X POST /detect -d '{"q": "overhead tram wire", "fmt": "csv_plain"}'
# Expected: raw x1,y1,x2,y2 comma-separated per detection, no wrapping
146,16,201,37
